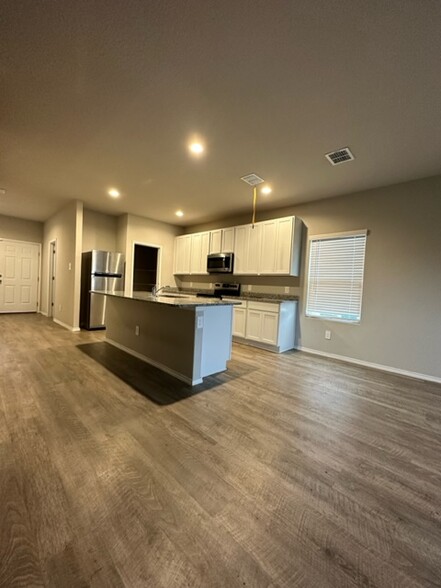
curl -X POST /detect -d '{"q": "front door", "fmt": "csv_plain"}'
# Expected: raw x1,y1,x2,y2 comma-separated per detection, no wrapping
0,240,40,313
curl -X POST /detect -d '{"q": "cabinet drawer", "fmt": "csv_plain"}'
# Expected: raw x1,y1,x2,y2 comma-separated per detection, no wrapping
247,300,280,313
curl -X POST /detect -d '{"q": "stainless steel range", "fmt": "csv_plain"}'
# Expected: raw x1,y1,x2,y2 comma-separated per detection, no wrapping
196,283,241,299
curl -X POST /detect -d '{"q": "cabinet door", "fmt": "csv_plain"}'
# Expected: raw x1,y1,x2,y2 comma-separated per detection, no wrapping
190,232,210,274
233,307,247,337
274,217,293,274
190,233,202,274
200,232,210,274
261,312,279,345
234,225,248,274
174,236,191,274
260,220,277,274
247,224,262,274
222,228,235,252
209,230,222,254
246,310,262,341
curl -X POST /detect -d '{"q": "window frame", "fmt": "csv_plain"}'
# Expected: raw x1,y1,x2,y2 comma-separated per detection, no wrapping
305,229,368,324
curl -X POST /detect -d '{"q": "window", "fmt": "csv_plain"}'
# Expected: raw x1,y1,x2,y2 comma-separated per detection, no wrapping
306,230,367,323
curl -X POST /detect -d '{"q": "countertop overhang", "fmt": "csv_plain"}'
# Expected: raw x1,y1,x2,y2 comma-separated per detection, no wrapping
91,290,242,308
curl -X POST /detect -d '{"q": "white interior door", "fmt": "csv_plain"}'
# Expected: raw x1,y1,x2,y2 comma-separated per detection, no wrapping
0,240,40,313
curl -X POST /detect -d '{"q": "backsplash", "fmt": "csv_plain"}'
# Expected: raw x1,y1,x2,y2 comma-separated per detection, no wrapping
175,275,302,297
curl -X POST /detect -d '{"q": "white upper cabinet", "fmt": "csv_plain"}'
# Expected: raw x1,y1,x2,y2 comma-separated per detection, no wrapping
222,227,235,252
233,225,248,274
209,227,235,254
233,224,262,275
260,219,277,274
174,216,303,276
174,235,191,275
209,230,222,255
190,231,210,274
174,232,209,275
259,216,302,276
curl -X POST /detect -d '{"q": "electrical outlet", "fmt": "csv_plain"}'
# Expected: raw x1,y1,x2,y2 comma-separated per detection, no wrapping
135,325,140,336
325,330,331,340
197,316,204,329
284,286,290,294
68,262,72,271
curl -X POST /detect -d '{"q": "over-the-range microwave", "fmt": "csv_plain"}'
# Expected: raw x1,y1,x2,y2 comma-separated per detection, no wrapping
207,252,234,273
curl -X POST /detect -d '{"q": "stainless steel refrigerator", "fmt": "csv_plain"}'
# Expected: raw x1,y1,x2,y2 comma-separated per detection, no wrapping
80,250,125,330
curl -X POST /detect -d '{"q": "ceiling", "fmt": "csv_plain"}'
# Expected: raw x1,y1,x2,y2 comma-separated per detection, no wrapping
1,0,441,226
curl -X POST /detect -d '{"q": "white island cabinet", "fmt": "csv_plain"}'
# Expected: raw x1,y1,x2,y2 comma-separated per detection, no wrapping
93,291,240,385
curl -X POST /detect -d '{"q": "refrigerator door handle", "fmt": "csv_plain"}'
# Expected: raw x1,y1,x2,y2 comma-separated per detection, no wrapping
92,272,123,278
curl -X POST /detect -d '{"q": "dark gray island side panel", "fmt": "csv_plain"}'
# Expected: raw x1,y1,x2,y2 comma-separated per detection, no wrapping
105,296,196,381
102,295,234,385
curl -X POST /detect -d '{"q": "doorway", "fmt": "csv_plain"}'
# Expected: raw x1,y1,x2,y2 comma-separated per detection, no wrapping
132,243,160,293
48,240,56,317
0,239,40,313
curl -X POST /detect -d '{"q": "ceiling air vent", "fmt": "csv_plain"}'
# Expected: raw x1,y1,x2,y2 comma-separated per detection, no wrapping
240,173,265,186
325,147,355,166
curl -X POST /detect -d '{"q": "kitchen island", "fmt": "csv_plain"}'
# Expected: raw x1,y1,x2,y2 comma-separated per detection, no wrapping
92,291,241,385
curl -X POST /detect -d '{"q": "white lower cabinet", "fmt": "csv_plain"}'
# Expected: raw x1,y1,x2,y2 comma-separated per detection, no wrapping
261,311,279,345
225,299,297,353
232,306,247,337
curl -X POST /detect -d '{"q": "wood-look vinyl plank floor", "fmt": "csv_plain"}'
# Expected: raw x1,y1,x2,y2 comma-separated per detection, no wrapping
1,313,441,587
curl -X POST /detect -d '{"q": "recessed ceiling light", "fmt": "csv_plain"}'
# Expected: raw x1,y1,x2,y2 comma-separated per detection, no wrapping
261,185,272,195
108,188,120,198
188,142,204,155
0,188,6,196
175,210,184,217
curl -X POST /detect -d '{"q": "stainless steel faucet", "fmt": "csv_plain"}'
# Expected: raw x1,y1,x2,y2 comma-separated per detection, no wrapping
151,284,170,296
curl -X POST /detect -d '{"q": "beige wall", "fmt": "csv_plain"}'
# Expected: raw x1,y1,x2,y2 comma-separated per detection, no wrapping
0,214,43,243
41,200,83,329
82,209,117,252
185,175,441,380
121,213,182,295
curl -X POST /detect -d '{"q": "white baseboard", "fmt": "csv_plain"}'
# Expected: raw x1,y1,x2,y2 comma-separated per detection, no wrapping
39,310,48,317
53,318,81,333
106,338,198,386
296,346,441,384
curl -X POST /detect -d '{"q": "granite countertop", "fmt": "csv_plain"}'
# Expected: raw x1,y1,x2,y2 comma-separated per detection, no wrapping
91,290,242,308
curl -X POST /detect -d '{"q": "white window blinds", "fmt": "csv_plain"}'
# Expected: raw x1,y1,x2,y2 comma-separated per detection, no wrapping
306,231,367,322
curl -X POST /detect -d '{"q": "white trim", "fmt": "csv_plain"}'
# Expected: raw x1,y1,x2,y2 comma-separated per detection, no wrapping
309,229,368,240
0,310,36,314
53,317,80,332
232,335,280,353
39,310,49,317
106,338,199,385
296,346,441,385
48,239,57,318
128,241,162,297
0,237,41,245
